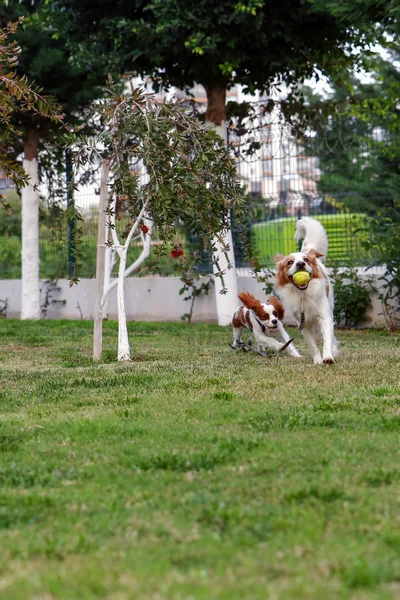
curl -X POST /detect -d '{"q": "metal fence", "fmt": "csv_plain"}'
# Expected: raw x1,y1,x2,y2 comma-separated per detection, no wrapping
0,189,377,280
0,100,397,279
233,203,371,270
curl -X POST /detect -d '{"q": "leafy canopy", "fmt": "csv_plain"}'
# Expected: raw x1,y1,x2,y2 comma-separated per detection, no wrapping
0,1,111,126
301,47,400,212
51,0,384,95
0,19,64,202
0,0,117,195
65,78,250,288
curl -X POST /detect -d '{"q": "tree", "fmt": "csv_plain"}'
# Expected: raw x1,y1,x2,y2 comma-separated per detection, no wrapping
301,50,400,212
0,19,64,197
58,0,383,113
0,18,66,320
48,0,386,323
66,79,248,360
0,1,113,319
299,41,400,328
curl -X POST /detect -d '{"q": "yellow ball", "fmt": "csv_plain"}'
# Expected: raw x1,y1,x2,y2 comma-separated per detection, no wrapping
293,270,310,286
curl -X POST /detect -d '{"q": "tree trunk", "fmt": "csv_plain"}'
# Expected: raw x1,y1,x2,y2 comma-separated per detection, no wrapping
21,128,41,320
102,214,152,306
116,246,131,361
204,83,239,326
100,212,152,362
93,159,110,361
102,246,115,319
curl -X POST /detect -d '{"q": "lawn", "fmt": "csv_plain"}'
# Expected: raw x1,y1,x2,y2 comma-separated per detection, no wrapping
0,319,400,599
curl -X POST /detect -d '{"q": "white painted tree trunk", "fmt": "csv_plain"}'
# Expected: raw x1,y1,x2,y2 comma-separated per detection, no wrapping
21,158,41,320
93,159,152,362
109,207,152,362
102,215,152,307
93,160,110,361
116,245,131,361
212,121,239,326
102,246,115,319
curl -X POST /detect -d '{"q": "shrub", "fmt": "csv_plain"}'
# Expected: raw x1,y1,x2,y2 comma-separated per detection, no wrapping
330,264,377,328
359,212,400,329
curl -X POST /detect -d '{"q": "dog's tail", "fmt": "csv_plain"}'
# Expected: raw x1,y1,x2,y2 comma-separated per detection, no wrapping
295,216,328,257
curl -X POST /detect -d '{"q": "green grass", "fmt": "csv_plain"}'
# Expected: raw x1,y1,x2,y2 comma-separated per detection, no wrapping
253,213,369,266
0,320,400,599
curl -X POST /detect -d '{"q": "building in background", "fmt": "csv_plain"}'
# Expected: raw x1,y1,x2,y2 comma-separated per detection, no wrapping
153,81,322,217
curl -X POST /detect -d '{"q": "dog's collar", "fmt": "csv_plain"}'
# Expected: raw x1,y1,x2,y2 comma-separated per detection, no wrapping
254,316,266,334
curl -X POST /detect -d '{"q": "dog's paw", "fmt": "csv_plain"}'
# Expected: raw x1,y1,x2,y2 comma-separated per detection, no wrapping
323,357,334,365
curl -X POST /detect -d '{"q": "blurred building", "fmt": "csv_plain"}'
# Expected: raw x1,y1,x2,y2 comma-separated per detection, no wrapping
140,79,322,215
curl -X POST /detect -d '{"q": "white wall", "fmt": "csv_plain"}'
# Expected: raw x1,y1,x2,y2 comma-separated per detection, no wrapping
0,273,388,328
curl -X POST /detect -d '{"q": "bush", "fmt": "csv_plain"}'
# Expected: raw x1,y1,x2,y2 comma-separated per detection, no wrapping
330,264,377,328
359,212,400,329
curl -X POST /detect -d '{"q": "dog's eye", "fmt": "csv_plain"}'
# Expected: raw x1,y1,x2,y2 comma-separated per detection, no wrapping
273,311,277,317
304,257,309,263
263,314,269,320
287,260,293,266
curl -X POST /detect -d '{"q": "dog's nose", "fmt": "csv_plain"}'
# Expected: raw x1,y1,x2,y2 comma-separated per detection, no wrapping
271,319,278,325
296,260,305,269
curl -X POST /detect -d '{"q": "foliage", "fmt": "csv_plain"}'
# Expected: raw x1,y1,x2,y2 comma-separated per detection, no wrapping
360,212,400,329
0,19,64,198
0,190,21,235
0,321,400,597
311,0,399,35
0,1,118,204
39,279,66,318
330,263,377,328
178,260,214,324
301,49,400,212
53,0,383,97
65,78,250,290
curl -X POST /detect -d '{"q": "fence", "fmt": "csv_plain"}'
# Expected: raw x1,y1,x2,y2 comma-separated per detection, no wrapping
235,205,371,269
0,100,398,279
1,190,376,280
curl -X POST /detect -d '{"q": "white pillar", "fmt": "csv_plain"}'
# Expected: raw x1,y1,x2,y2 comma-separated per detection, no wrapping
21,158,41,320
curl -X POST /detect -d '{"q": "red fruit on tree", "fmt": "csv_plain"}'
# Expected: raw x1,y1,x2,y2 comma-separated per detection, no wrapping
171,248,184,259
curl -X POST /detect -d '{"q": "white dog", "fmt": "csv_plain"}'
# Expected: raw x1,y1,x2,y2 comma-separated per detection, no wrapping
274,217,338,364
231,291,301,357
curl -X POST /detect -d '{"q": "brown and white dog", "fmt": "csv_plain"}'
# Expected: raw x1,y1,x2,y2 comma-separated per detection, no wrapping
231,292,301,357
274,217,339,364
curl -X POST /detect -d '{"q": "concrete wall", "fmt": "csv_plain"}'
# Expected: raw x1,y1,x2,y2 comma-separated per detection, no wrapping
0,271,388,327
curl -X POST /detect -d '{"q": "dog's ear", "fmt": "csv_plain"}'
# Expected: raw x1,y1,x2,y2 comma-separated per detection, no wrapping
269,296,285,321
273,253,285,264
307,248,324,260
238,291,262,311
